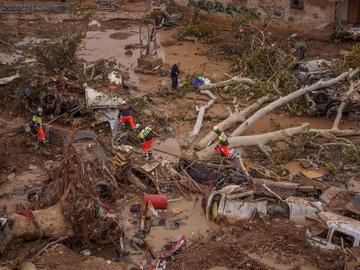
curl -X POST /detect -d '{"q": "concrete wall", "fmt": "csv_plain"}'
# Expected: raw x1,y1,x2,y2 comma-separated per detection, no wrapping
247,0,336,30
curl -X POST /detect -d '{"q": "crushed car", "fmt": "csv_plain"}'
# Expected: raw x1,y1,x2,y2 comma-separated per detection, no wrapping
306,211,360,250
206,182,322,224
295,59,360,117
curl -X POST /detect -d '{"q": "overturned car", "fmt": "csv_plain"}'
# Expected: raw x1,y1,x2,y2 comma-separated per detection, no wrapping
306,211,360,250
206,180,322,225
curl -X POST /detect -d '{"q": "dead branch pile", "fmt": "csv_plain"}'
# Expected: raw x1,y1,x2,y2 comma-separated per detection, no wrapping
268,133,360,179
228,23,304,112
181,22,219,43
35,155,123,245
345,44,360,70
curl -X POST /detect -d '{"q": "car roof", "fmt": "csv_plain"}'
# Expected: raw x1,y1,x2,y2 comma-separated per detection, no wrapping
319,212,360,234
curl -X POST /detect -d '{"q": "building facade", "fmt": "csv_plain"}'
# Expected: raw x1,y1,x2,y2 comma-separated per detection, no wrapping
246,0,360,27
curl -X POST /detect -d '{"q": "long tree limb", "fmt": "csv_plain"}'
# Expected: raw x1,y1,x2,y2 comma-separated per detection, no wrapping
200,90,216,100
230,68,358,137
0,73,20,85
332,81,358,130
310,128,360,137
199,76,255,90
198,95,272,149
189,100,214,140
197,123,310,159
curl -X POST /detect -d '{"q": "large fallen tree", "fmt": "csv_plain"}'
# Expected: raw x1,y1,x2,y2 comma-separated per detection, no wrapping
196,123,310,159
197,95,272,148
230,68,359,137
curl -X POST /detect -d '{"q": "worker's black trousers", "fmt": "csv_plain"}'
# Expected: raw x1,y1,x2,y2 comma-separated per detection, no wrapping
171,76,178,90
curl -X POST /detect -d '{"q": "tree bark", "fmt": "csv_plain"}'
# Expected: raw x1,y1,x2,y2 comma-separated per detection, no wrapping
199,76,255,90
189,100,214,140
230,69,357,137
0,204,74,252
196,124,310,159
310,128,360,137
200,90,216,100
198,96,272,148
0,73,20,85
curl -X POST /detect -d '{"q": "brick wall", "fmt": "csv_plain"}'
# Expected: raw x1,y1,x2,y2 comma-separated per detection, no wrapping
348,0,360,24
247,0,336,29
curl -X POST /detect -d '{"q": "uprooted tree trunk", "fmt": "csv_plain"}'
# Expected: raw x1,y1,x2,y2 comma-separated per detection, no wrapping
230,68,358,137
197,95,272,148
197,123,310,159
199,76,255,90
0,204,73,253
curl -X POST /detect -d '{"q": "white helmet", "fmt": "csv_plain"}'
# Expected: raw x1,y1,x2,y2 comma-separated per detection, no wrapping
120,100,127,105
212,126,220,132
37,107,43,114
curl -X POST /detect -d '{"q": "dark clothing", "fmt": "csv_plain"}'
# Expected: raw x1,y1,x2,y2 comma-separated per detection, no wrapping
297,47,306,61
171,64,180,77
139,127,154,141
294,42,307,61
171,76,178,89
219,138,229,146
171,64,180,90
119,104,133,117
144,131,154,141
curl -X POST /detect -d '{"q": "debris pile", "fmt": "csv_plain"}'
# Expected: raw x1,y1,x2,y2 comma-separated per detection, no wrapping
1,2,360,270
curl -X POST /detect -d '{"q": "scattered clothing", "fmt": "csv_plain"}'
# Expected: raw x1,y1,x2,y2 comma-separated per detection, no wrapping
171,64,180,90
192,76,211,87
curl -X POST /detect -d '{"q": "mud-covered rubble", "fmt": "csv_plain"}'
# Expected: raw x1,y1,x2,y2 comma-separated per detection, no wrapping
1,1,360,270
167,217,346,270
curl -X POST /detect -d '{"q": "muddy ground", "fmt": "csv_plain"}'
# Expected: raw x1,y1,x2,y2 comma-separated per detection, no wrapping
0,1,360,270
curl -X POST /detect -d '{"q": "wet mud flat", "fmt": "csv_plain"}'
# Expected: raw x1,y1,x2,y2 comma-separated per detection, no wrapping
0,2,360,270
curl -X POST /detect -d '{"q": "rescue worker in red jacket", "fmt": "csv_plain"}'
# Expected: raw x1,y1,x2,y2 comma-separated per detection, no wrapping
138,126,154,159
31,107,46,144
212,126,234,159
118,100,137,130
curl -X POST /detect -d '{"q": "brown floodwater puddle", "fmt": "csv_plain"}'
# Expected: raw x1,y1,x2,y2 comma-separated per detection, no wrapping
124,196,217,253
242,112,358,136
79,25,230,93
177,111,359,141
146,196,217,252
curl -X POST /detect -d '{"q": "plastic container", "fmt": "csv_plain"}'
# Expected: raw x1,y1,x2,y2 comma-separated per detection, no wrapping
144,194,168,209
